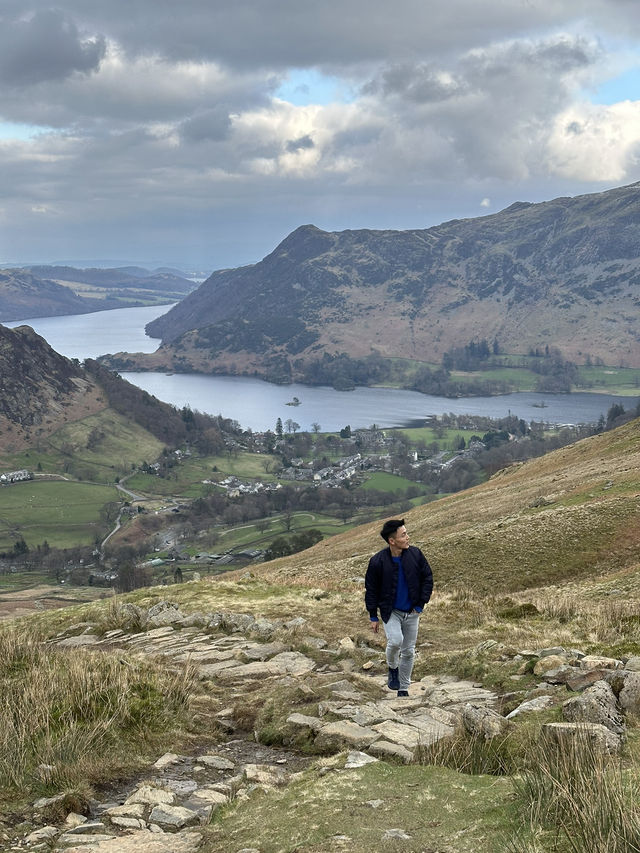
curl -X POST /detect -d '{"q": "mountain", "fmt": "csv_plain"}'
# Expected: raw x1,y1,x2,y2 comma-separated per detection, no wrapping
135,182,640,377
0,270,91,321
0,324,216,451
0,266,196,322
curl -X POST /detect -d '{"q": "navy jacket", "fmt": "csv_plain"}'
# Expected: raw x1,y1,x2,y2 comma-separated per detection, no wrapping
365,545,433,623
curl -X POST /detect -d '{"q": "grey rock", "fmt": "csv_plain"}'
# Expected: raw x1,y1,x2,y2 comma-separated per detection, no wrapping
463,705,510,739
285,616,306,629
286,712,323,732
317,720,380,749
542,666,578,685
105,804,145,818
543,721,621,753
384,829,412,840
579,655,623,671
198,754,236,770
506,695,555,719
243,763,288,786
368,740,414,763
567,668,608,692
624,656,640,672
619,671,640,715
61,831,203,852
125,784,175,806
562,680,625,735
57,634,100,647
109,817,147,829
344,750,379,768
533,655,567,675
537,647,566,658
148,604,184,626
26,826,58,842
153,752,182,770
57,833,117,845
64,821,107,835
239,641,288,662
148,804,201,829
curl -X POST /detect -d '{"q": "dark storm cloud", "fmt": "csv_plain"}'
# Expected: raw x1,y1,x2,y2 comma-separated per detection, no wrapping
0,9,105,86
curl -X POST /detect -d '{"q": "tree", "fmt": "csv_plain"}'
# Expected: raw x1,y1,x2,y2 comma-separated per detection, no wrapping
275,417,283,438
311,422,321,434
285,419,300,434
340,425,351,438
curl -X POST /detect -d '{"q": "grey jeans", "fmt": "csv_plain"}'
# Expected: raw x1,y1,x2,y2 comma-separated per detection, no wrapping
382,609,420,690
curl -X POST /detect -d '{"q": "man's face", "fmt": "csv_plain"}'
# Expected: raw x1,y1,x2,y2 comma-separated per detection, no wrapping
389,525,410,550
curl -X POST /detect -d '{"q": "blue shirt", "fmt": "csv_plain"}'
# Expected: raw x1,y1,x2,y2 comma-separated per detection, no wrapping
393,556,412,611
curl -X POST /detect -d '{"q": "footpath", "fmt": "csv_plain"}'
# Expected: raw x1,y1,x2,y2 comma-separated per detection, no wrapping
9,600,640,852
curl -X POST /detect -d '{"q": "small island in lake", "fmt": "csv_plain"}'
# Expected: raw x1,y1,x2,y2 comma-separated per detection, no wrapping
286,396,301,406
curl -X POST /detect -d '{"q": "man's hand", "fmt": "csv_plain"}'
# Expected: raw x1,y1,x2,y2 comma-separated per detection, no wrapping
370,620,379,634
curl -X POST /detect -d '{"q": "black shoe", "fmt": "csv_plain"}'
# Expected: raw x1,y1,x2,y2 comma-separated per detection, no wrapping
397,690,409,697
387,667,400,690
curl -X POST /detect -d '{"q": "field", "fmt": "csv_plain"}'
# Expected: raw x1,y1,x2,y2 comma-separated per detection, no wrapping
0,410,164,484
0,480,120,550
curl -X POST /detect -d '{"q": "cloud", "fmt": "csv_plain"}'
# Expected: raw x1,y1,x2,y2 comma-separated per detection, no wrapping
0,1,640,267
0,9,105,86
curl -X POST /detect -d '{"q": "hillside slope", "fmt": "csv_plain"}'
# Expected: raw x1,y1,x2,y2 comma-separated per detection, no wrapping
0,324,221,452
0,265,194,322
136,182,640,376
244,417,640,596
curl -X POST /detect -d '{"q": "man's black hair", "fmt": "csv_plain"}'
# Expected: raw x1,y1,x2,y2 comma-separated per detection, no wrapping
380,518,405,542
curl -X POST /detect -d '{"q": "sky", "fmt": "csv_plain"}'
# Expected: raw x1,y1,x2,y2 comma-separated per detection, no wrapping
1,1,640,272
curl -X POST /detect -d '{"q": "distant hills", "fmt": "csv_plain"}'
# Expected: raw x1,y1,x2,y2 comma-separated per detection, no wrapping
0,265,196,322
120,182,640,379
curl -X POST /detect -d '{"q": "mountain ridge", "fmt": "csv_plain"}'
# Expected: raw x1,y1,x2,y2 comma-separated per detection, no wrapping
0,266,195,322
135,182,640,376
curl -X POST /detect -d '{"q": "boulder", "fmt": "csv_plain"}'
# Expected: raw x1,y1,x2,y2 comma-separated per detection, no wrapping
147,602,184,626
63,831,203,852
286,713,323,732
125,784,175,806
317,720,380,749
506,695,554,719
618,671,640,715
562,680,625,735
566,668,608,692
148,804,200,829
533,655,567,675
542,721,621,754
579,655,623,671
368,740,414,763
462,705,510,739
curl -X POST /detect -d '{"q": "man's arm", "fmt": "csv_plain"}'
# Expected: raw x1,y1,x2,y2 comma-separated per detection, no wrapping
364,554,381,630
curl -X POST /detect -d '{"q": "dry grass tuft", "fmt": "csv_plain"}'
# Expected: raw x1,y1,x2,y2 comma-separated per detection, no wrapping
0,625,196,796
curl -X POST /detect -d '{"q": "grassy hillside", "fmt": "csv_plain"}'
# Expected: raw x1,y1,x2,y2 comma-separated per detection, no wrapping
3,417,640,851
242,416,640,597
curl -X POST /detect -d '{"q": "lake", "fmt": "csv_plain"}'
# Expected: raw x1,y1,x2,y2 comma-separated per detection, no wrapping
5,305,635,432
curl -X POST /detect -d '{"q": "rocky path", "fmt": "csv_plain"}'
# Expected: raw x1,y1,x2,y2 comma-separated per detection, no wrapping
10,600,640,852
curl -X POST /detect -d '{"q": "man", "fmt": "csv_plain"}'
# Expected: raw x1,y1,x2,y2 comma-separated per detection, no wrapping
365,519,433,697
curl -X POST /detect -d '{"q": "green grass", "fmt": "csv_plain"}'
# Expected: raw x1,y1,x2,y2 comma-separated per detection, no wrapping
359,471,424,492
126,451,276,498
203,761,523,853
0,481,120,550
0,410,164,484
576,365,640,395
